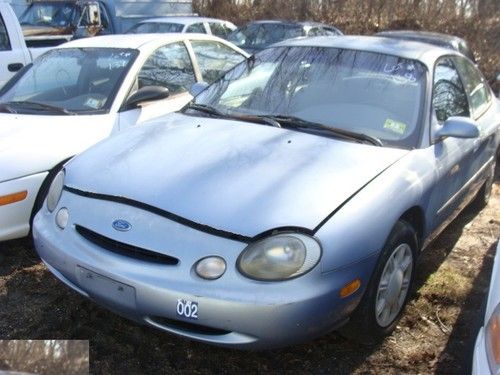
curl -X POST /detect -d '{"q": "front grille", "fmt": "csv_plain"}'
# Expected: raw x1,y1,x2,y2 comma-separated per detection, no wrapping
149,316,231,336
75,225,179,265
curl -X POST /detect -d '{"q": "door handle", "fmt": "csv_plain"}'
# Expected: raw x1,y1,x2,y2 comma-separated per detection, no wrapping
8,63,24,72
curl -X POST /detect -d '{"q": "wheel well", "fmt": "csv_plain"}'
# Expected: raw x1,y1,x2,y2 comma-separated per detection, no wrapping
29,157,73,226
399,206,425,250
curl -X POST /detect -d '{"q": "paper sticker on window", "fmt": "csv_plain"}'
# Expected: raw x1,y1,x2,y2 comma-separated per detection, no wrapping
384,119,407,135
85,97,104,109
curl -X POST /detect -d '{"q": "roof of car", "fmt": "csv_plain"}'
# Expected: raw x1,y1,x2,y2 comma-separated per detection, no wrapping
244,19,332,27
137,16,233,25
273,35,460,66
376,30,465,44
56,33,228,50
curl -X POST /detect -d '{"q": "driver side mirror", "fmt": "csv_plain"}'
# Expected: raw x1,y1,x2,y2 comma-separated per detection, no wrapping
124,86,170,110
434,116,479,141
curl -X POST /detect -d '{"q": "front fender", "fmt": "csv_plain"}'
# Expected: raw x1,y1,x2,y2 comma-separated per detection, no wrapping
315,148,436,274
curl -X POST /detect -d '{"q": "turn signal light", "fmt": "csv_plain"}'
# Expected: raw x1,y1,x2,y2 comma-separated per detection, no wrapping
340,279,361,298
0,191,28,206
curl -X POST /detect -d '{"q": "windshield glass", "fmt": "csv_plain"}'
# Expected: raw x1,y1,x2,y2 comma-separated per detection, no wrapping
20,2,76,28
0,48,138,115
127,22,184,34
228,24,304,50
192,46,426,148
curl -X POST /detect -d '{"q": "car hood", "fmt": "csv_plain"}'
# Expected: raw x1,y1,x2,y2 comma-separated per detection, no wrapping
0,113,115,182
65,113,409,238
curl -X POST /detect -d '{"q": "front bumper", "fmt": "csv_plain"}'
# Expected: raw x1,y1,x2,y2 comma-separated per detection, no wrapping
33,190,374,349
0,172,48,241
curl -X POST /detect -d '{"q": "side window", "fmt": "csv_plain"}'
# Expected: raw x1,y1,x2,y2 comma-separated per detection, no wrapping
209,22,232,38
453,57,492,119
138,42,195,95
0,14,11,51
432,58,470,122
191,41,245,84
186,23,206,34
98,3,111,33
323,27,342,36
307,27,321,37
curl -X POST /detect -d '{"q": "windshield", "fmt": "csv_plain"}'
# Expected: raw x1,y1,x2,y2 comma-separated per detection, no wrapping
191,46,426,148
228,23,304,50
0,48,139,115
127,22,184,34
20,2,76,28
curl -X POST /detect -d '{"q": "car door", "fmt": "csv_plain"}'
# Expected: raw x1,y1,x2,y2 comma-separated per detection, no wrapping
453,55,497,173
188,40,246,84
117,41,197,130
428,57,476,230
0,10,30,88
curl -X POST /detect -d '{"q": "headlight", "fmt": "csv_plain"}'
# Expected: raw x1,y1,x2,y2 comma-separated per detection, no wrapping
46,170,65,212
237,233,321,281
486,302,500,374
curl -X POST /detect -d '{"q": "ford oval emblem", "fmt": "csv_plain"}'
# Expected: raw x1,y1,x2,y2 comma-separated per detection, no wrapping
112,219,131,232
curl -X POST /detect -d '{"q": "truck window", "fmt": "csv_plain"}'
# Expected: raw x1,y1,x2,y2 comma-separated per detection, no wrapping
20,2,76,28
0,14,11,51
98,3,111,33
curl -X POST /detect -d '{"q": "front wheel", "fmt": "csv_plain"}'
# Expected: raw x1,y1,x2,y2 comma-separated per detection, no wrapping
341,220,418,343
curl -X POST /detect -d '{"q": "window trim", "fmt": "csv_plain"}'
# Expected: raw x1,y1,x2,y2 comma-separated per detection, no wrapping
452,55,493,121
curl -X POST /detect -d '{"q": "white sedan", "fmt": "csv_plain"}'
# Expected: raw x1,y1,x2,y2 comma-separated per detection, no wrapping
0,33,248,241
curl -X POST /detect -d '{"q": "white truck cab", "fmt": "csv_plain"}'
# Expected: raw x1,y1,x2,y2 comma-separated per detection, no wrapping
0,1,48,88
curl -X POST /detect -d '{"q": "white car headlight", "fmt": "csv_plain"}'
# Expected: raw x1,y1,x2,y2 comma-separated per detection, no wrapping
237,233,321,281
486,302,500,374
46,170,65,212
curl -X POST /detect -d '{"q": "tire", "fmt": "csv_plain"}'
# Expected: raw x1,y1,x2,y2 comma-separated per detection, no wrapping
341,220,418,344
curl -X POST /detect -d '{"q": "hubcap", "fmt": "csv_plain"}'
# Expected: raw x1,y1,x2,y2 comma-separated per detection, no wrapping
375,243,413,327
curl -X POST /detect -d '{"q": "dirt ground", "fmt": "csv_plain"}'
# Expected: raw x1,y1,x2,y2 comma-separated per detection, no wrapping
0,168,498,375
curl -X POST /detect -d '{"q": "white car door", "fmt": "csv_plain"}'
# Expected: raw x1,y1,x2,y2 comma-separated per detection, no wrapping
0,6,30,88
117,41,196,130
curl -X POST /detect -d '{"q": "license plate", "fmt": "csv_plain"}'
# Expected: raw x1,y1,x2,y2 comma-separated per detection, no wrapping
77,266,136,309
176,298,198,319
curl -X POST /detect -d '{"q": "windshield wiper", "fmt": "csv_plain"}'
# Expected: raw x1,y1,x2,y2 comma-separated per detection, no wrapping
184,103,226,117
268,115,382,146
3,101,77,115
184,103,280,128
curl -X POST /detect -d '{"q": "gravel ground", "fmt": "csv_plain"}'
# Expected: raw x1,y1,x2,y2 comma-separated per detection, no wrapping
0,167,498,374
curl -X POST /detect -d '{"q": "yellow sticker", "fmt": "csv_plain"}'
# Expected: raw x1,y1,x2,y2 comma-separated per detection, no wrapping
383,119,407,135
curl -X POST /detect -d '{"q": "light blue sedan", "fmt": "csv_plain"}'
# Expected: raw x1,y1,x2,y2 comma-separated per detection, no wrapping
33,36,499,349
